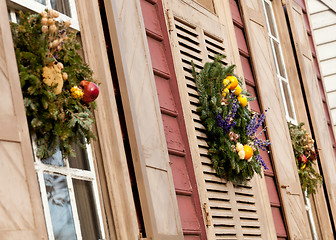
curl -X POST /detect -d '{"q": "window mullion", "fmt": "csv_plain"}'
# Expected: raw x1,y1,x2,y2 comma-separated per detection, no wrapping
46,0,52,9
278,77,290,118
269,39,280,74
34,162,96,180
9,9,17,23
37,170,56,240
86,144,106,239
66,174,83,240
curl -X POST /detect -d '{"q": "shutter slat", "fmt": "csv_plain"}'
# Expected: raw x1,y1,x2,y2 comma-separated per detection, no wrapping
175,18,198,36
176,27,200,46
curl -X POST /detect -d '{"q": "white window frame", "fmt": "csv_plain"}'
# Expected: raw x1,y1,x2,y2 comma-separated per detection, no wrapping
8,0,79,30
9,2,106,239
33,142,107,240
262,0,298,124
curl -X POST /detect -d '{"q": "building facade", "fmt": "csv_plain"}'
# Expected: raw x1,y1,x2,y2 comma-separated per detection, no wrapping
1,0,336,239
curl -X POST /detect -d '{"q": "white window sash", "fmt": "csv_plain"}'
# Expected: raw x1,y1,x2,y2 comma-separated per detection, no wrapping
8,0,79,30
262,0,298,124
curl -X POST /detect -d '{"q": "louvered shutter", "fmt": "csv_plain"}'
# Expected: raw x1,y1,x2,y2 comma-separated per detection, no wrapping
238,0,312,238
0,3,47,239
165,1,270,239
284,0,336,227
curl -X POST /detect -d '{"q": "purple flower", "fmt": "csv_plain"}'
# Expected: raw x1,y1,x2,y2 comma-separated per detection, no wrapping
217,99,239,134
254,139,271,151
256,154,268,170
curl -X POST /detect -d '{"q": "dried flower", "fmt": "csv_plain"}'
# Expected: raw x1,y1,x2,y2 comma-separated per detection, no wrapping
236,143,243,152
238,150,245,159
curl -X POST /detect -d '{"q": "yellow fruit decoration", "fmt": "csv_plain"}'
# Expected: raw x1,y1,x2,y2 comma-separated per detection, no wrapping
223,78,231,89
243,145,253,160
237,94,247,107
226,75,238,90
70,86,84,99
222,88,229,97
234,85,241,96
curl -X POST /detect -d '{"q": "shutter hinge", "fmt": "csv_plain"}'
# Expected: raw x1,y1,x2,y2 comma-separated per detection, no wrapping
203,203,211,227
166,8,174,32
281,184,300,196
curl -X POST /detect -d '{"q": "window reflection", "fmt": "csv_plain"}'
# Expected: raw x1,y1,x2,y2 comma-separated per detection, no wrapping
34,0,46,5
44,174,77,240
51,0,71,17
73,180,101,239
41,148,64,167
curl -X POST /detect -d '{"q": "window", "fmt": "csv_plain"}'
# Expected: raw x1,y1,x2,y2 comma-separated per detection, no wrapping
8,0,79,29
33,143,107,240
9,2,107,239
262,0,297,124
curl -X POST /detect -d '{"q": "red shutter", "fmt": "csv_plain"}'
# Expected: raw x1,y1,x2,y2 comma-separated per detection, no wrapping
230,1,288,238
140,0,207,238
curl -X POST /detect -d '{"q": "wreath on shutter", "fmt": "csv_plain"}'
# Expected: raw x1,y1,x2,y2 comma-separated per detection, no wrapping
192,56,269,184
288,122,323,195
11,10,99,160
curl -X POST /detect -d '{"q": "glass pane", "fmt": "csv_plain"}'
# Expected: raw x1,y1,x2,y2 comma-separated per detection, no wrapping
282,80,295,119
42,148,64,167
264,1,277,37
51,0,72,17
68,141,90,170
273,40,286,78
34,0,46,5
73,180,102,240
44,174,77,240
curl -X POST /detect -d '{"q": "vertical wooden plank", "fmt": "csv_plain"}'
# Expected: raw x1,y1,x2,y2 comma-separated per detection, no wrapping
239,0,312,239
0,2,47,239
75,1,140,239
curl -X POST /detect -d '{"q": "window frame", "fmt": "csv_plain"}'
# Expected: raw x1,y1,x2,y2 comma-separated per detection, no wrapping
32,141,106,240
33,142,107,240
262,0,298,124
8,2,107,239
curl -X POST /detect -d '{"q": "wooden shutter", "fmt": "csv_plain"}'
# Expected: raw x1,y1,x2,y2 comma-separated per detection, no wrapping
102,0,184,239
0,2,47,239
285,0,336,228
75,1,141,239
238,0,312,238
165,1,271,238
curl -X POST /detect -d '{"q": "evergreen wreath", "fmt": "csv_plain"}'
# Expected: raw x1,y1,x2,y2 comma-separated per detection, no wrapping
11,10,99,160
192,56,270,184
288,122,323,195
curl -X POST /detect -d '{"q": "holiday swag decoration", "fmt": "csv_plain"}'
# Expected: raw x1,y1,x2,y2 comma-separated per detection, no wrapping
288,122,322,195
11,10,99,159
192,57,270,184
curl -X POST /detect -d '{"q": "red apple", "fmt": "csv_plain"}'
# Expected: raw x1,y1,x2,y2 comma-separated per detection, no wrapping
79,80,99,104
297,154,307,164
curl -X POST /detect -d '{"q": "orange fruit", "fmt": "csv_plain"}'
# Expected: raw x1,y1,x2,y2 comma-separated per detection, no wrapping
226,76,238,90
237,94,247,107
234,85,241,96
243,145,253,160
223,78,231,89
